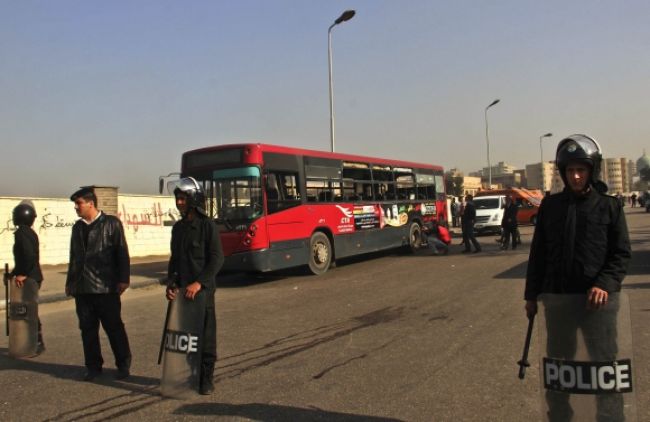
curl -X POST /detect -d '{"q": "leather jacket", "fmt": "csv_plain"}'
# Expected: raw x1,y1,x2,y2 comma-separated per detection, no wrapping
66,213,130,295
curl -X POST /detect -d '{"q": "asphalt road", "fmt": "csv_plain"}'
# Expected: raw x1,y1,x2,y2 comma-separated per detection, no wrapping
1,207,649,422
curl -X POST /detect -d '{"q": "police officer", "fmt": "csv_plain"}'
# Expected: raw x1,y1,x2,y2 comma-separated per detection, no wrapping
166,177,224,395
461,194,481,253
525,134,631,421
11,201,45,354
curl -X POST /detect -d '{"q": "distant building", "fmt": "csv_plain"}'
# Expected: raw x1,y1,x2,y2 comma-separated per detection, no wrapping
602,158,626,195
526,162,555,193
636,150,650,174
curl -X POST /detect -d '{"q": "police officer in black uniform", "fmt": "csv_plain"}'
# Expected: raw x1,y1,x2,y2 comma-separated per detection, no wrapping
166,177,224,395
525,134,631,421
11,201,45,354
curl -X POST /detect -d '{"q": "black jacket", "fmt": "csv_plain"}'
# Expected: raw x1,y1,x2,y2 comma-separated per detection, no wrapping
461,201,476,225
525,189,630,300
168,215,224,291
66,213,130,295
12,225,43,283
501,203,518,229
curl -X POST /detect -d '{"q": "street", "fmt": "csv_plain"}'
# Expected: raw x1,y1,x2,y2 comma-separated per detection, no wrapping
1,207,649,422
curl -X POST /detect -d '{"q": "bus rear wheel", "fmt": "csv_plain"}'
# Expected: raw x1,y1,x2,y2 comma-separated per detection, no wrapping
408,222,422,253
308,232,332,275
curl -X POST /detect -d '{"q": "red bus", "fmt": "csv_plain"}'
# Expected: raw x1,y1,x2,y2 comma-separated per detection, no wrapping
171,143,446,274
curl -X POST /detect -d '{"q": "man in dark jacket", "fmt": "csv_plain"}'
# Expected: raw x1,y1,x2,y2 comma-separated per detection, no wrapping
461,194,481,253
525,135,631,421
166,177,224,395
500,196,518,250
66,187,132,381
11,201,45,354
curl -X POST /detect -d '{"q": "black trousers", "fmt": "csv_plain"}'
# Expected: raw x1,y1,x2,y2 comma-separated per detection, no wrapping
461,222,481,251
75,294,131,371
202,291,217,366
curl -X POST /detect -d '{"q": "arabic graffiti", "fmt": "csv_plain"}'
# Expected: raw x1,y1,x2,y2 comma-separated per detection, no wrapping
0,218,15,236
118,202,180,232
38,210,76,233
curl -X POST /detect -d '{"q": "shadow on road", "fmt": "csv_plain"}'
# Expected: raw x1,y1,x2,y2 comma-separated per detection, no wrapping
173,402,404,421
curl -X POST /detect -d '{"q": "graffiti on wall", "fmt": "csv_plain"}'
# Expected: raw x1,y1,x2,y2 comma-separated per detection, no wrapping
0,218,15,236
118,202,180,233
39,210,76,233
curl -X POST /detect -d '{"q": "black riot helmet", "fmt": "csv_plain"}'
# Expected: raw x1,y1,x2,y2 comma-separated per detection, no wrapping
13,203,37,227
167,177,207,216
555,134,605,190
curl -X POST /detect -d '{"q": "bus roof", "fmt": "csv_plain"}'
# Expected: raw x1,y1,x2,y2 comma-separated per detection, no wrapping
184,143,444,172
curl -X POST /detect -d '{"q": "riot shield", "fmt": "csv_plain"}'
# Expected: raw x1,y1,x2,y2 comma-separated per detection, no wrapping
8,278,39,358
160,289,206,399
538,293,636,421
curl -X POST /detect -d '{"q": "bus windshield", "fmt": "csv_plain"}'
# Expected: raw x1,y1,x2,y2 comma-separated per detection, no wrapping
211,167,263,229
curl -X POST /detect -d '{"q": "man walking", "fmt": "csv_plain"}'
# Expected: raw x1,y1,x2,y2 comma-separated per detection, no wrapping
461,194,481,253
166,177,224,395
66,187,132,381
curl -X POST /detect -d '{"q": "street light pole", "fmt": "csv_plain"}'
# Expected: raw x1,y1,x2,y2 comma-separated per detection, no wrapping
328,9,356,153
539,132,553,193
485,99,500,188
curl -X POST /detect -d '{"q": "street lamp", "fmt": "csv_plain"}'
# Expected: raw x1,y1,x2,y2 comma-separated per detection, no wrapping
328,9,355,153
484,99,500,188
539,132,553,193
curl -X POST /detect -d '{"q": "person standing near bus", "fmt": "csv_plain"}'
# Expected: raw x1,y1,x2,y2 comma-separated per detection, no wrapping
450,197,459,227
461,194,481,253
166,177,224,395
500,196,518,250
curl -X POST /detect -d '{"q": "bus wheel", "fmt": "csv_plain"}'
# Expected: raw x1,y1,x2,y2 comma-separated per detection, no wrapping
408,222,422,253
308,232,332,275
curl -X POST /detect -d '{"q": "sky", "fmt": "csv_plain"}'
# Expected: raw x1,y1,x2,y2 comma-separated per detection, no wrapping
2,0,649,197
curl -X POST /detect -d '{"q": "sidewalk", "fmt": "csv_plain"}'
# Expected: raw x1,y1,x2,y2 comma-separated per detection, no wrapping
1,255,169,309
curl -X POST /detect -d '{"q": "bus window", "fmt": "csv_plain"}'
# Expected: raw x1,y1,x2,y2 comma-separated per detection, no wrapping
395,169,415,200
266,171,301,213
342,163,372,201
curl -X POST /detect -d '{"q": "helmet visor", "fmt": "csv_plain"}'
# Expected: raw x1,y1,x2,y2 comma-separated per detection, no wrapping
559,134,602,157
167,177,201,196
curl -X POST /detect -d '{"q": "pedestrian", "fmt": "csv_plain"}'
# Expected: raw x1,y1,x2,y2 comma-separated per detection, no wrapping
524,134,631,421
500,196,518,250
420,220,451,255
631,192,637,208
450,197,459,228
66,188,132,382
166,177,224,395
461,194,481,253
11,201,45,355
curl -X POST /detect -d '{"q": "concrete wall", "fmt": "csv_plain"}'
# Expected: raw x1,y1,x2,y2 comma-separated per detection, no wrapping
0,195,179,267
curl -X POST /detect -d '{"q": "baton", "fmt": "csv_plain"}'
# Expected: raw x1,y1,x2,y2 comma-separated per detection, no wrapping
4,263,9,336
517,314,535,379
157,299,173,365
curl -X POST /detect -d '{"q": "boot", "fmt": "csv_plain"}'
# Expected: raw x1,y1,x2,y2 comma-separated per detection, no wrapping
199,362,215,395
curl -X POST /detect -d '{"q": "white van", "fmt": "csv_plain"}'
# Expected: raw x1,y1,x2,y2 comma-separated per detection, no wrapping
472,195,505,235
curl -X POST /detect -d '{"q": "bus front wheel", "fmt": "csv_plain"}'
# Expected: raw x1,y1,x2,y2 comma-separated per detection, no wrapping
308,232,332,275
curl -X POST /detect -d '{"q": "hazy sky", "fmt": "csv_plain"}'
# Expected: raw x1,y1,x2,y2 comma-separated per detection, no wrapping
2,0,649,197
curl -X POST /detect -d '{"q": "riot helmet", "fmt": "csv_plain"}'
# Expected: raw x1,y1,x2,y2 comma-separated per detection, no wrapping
167,177,207,216
555,134,604,190
13,202,37,227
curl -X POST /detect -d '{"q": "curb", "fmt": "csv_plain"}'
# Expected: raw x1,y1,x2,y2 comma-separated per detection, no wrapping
0,278,164,311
